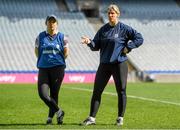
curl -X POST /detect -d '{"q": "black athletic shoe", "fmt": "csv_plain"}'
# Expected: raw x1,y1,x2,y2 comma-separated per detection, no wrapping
57,111,65,125
46,118,52,125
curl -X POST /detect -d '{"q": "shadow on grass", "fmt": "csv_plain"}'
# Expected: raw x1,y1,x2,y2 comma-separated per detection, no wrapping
0,123,81,126
0,123,47,126
0,122,116,126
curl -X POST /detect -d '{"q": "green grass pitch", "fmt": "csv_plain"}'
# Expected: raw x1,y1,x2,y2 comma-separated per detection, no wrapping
0,83,180,129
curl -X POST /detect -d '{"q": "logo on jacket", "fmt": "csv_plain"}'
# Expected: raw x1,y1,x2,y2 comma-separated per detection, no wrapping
114,34,118,38
56,44,60,50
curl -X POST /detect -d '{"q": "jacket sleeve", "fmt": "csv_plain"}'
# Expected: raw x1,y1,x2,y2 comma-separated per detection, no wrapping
87,29,101,51
126,26,144,51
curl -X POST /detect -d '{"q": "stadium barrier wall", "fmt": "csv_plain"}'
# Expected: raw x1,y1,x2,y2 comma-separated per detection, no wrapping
0,73,115,84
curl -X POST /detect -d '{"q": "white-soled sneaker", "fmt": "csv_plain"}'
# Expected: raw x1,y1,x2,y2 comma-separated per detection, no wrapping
116,117,123,126
82,117,96,126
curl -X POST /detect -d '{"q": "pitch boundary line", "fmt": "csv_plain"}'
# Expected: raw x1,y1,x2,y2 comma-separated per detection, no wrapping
65,87,180,106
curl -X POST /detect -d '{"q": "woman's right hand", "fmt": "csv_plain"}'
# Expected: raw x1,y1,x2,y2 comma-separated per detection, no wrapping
123,47,129,54
81,36,91,44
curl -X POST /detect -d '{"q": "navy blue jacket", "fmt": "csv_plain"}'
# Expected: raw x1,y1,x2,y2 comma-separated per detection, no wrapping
88,22,144,63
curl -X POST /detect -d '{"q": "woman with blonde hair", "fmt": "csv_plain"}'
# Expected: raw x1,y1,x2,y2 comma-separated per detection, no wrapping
81,4,143,126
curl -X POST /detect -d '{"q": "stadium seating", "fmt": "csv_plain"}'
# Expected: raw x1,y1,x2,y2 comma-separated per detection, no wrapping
65,0,78,12
0,0,180,81
0,0,98,73
100,0,180,75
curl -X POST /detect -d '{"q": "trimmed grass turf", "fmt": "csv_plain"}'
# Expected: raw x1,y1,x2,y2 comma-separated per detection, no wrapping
0,83,180,129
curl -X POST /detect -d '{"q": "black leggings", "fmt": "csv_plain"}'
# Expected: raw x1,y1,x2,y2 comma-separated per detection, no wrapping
90,62,128,117
38,66,65,118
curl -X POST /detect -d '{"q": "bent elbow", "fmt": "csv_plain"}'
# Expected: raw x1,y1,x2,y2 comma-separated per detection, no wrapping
138,38,144,46
64,47,69,59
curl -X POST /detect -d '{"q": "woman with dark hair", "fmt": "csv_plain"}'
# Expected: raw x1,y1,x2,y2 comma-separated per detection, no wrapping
35,14,69,125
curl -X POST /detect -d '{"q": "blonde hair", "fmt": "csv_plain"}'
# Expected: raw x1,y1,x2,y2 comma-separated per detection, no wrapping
107,4,120,16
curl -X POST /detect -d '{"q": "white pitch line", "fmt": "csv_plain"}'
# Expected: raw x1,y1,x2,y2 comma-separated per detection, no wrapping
65,87,180,106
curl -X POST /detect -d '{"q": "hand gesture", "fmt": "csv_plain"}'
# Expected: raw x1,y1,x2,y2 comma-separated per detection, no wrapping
81,36,91,44
123,47,129,54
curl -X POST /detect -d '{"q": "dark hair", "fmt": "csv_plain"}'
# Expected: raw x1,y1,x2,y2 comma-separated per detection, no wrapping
45,15,58,24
